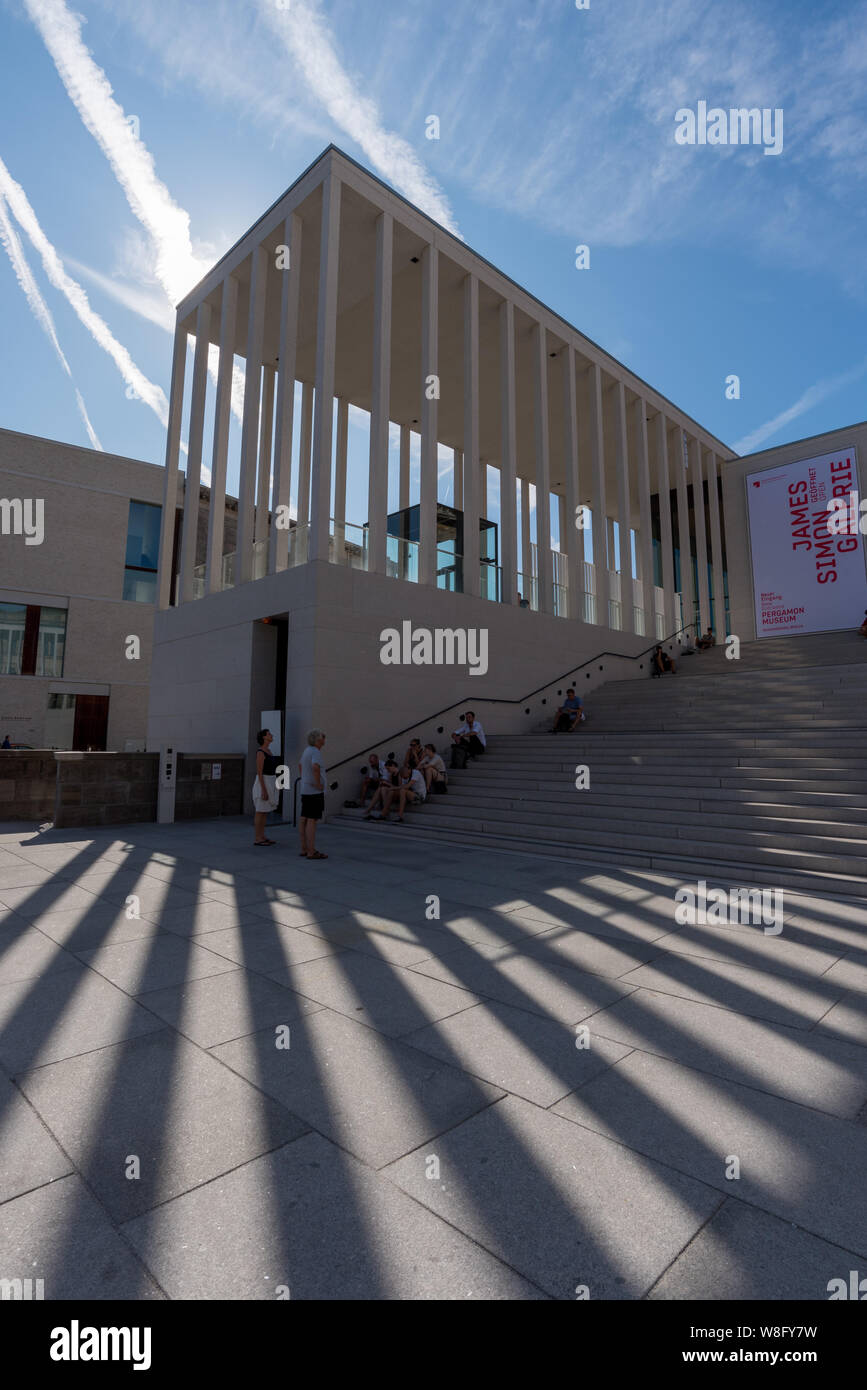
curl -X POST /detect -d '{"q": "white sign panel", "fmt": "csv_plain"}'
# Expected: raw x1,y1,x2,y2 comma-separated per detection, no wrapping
746,447,864,638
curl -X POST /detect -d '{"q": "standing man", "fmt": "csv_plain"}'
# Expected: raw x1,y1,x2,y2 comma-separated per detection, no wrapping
298,729,328,860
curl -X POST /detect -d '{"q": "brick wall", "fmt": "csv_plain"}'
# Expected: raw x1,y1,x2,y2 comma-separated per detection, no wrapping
0,752,57,821
54,752,159,828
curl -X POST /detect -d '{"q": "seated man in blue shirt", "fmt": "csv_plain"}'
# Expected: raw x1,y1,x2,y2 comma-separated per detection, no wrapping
551,689,583,732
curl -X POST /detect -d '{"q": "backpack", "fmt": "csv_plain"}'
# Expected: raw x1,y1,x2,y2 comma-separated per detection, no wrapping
450,745,468,770
432,779,448,794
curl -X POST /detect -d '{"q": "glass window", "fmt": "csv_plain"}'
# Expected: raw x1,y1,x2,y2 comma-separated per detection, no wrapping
0,603,26,676
125,501,162,571
123,569,158,604
35,607,66,677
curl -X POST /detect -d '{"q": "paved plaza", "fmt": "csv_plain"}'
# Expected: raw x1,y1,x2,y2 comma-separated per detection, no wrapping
1,815,866,1301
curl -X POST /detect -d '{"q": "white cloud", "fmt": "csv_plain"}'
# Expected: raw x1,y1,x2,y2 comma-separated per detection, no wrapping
256,0,461,236
0,155,170,425
733,359,867,456
0,192,102,449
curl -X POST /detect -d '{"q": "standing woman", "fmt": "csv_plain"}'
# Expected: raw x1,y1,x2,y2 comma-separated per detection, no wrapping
252,728,278,846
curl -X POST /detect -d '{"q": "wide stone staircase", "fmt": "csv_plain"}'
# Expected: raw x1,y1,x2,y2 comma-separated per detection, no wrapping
336,630,867,896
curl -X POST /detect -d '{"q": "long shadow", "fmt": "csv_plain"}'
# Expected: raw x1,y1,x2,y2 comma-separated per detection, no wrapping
4,819,865,1298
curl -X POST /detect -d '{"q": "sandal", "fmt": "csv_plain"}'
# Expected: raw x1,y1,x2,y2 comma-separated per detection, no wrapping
306,851,328,859
254,840,275,846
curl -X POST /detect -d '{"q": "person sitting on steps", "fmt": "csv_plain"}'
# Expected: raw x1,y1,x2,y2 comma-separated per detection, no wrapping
551,689,583,731
653,645,677,676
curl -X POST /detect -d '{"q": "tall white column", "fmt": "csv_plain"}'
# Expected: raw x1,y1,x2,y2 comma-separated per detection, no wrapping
335,396,349,551
453,449,463,510
367,211,393,575
689,436,711,633
419,245,439,586
498,297,518,606
562,346,582,624
270,214,302,574
309,175,341,564
520,477,532,598
297,383,313,526
614,381,635,632
587,363,609,625
237,249,269,584
206,276,238,595
707,450,726,637
236,245,268,584
399,424,411,510
157,321,188,609
634,397,655,637
675,425,696,635
461,275,481,599
655,412,677,636
532,323,552,614
255,365,275,548
179,302,212,603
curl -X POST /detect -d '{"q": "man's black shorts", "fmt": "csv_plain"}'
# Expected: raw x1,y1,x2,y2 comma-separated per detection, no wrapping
301,792,325,821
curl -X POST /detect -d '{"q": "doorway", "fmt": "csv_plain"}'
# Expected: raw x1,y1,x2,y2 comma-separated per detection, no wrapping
72,694,109,750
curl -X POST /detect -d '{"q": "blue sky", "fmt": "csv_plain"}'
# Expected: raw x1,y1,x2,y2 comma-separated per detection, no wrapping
1,0,866,529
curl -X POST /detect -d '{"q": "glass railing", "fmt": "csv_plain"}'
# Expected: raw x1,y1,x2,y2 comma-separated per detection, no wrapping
553,583,569,619
517,572,538,611
330,520,368,571
436,546,461,592
191,565,205,601
633,606,645,637
386,534,418,582
480,563,501,602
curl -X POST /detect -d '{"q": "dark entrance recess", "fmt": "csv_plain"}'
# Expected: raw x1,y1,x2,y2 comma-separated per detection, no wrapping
72,694,110,751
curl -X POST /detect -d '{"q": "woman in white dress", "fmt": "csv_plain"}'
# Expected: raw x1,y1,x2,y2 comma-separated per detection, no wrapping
252,728,278,846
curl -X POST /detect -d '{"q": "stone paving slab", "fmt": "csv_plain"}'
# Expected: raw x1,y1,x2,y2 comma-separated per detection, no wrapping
647,1197,862,1301
0,1069,73,1204
285,912,455,967
74,934,239,995
508,891,676,944
586,987,867,1118
0,882,107,918
648,922,842,980
403,999,632,1107
213,1008,502,1167
616,951,844,1030
122,1130,546,1299
0,967,166,1072
272,951,479,1037
0,1175,165,1299
383,1092,722,1300
0,922,83,986
407,940,635,1025
519,925,662,978
137,969,324,1048
551,1050,867,1257
193,921,342,974
0,864,54,891
20,902,165,951
18,1028,309,1222
815,994,867,1048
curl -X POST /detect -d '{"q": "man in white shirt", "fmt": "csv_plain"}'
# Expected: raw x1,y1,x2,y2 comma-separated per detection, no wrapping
395,764,426,821
452,711,486,759
360,752,388,804
297,729,328,859
418,743,447,793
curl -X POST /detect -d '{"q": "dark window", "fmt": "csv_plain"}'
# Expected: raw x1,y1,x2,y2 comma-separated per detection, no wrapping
0,603,66,676
124,500,161,603
0,603,27,675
